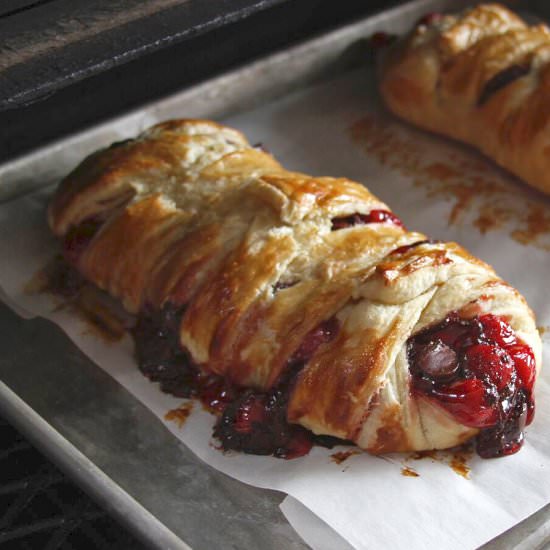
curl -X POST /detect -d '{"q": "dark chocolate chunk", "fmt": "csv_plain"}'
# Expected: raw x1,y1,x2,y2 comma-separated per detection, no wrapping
478,64,530,106
415,340,458,380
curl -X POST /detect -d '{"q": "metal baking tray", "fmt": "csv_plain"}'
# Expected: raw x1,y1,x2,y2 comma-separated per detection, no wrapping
2,1,550,548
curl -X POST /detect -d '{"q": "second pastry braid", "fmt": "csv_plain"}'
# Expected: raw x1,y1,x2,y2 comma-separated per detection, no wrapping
379,3,550,195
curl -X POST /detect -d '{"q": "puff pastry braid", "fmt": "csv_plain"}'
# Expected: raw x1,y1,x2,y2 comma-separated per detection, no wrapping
379,3,550,195
48,119,541,458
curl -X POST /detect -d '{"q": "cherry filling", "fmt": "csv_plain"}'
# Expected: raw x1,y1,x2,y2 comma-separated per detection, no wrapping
331,209,404,231
214,389,314,458
408,313,536,458
132,304,341,458
63,217,104,265
134,304,536,459
132,303,238,409
132,303,198,398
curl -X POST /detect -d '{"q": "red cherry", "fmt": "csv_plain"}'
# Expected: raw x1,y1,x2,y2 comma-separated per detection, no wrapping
232,394,269,434
199,378,235,414
331,210,404,231
508,344,536,389
276,429,314,459
464,344,513,390
479,314,517,347
435,325,471,348
431,379,497,428
367,209,404,227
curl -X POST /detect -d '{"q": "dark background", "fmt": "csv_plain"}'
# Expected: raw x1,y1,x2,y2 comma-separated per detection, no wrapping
1,0,395,164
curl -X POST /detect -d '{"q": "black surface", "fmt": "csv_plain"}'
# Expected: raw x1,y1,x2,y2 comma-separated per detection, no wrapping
0,416,148,550
0,0,394,164
0,0,290,110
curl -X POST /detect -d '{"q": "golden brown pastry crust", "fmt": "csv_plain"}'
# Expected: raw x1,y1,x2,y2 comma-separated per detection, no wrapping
48,118,541,453
379,3,550,195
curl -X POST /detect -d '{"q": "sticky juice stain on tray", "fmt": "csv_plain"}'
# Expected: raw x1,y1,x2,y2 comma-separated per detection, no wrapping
330,450,361,464
401,466,419,477
409,449,438,461
349,113,550,250
165,402,194,428
449,454,471,479
406,443,473,479
25,255,130,342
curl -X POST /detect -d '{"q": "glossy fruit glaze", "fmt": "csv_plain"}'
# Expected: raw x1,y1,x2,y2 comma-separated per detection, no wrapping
331,209,404,231
408,312,536,457
133,304,343,458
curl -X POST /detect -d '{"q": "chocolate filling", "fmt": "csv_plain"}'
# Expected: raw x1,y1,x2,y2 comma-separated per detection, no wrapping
478,64,531,106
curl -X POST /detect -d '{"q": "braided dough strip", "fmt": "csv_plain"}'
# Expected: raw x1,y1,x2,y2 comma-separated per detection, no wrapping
379,3,550,195
48,119,541,453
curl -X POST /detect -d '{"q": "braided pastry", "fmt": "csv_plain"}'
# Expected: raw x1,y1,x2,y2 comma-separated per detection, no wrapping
379,3,550,195
48,119,541,458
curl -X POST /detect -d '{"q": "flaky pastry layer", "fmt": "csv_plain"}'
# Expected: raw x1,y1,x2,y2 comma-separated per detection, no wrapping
379,3,550,195
48,118,541,453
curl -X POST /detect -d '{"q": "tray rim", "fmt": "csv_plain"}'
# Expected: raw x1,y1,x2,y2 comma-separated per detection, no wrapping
0,381,190,550
1,0,549,548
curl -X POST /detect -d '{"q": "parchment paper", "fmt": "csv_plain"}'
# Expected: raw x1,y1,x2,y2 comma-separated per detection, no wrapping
2,67,550,550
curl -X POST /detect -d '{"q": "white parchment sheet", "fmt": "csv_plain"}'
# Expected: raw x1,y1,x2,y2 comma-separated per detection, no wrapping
2,67,550,550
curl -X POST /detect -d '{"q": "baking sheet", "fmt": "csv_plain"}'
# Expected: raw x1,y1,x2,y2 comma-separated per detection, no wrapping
2,1,550,549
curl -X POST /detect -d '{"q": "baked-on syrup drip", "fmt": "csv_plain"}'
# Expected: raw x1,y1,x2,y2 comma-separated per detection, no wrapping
408,312,536,457
31,254,86,299
331,209,404,231
133,305,344,458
